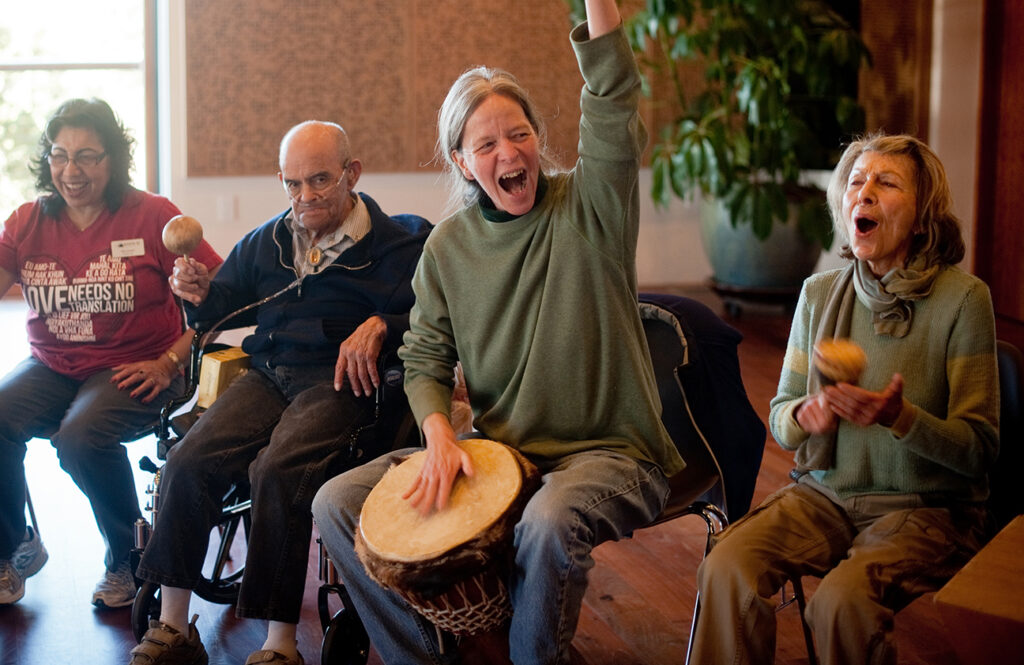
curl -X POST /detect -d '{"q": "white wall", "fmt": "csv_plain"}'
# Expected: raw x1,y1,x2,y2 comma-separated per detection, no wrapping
929,0,984,272
157,1,976,287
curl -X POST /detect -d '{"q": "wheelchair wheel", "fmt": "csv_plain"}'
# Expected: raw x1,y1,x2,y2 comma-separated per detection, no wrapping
193,506,246,605
131,581,161,642
321,607,370,665
194,563,244,604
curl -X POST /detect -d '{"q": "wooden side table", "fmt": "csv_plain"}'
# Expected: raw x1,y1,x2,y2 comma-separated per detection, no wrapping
933,514,1024,665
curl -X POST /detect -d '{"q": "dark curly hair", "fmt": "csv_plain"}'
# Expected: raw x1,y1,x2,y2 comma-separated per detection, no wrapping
29,98,135,217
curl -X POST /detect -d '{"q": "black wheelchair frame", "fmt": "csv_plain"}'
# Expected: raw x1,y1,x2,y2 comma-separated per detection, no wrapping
127,327,418,644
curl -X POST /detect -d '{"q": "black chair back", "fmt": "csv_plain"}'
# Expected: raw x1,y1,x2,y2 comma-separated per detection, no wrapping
639,294,767,520
991,340,1024,529
643,313,721,518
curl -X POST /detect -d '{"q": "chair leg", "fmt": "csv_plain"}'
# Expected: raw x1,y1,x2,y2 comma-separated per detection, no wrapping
25,486,40,537
685,592,701,665
684,502,729,665
683,504,821,665
791,576,818,665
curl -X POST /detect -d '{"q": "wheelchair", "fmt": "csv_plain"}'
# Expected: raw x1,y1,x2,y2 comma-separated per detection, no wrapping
315,293,767,665
128,325,419,643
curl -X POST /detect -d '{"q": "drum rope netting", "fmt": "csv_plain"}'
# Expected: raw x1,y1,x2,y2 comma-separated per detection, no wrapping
413,574,512,636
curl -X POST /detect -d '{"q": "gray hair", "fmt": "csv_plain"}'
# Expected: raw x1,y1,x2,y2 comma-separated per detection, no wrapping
827,133,965,267
436,66,558,212
279,120,351,169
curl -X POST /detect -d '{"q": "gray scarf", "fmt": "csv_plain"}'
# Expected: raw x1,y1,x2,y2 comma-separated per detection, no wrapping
794,258,940,471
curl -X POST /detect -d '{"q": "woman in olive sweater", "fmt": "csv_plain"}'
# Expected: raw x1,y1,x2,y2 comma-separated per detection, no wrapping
313,1,683,663
690,134,998,665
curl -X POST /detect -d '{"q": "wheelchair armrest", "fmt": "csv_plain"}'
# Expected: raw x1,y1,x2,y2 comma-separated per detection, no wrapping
375,348,409,412
352,348,419,453
155,330,235,444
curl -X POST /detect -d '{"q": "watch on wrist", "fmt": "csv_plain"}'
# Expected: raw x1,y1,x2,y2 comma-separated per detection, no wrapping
165,349,185,374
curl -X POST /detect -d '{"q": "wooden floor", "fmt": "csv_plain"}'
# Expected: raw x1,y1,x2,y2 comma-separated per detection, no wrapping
0,290,962,665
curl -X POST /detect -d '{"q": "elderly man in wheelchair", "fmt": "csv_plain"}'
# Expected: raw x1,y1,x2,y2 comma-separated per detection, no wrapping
127,120,431,665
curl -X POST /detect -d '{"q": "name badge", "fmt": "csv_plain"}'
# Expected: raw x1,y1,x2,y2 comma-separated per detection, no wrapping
111,238,145,258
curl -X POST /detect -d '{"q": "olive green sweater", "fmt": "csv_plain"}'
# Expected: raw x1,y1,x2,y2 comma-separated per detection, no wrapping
399,24,683,475
770,265,999,502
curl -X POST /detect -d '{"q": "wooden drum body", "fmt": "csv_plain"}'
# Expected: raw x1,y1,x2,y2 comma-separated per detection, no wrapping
356,439,540,636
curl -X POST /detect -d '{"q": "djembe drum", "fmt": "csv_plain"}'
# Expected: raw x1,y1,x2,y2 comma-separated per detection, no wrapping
356,438,540,636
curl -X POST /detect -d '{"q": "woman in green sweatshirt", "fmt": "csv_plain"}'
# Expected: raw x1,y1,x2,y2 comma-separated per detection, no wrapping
313,1,685,662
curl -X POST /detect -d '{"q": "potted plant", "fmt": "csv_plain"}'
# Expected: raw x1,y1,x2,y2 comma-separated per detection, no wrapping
568,0,871,296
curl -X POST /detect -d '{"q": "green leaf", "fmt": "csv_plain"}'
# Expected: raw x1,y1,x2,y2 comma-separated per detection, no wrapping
726,181,752,229
697,138,714,191
797,195,834,249
651,153,671,208
752,186,774,240
767,183,789,223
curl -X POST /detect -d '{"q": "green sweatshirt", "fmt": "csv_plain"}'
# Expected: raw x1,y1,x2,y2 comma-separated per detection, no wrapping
770,265,999,502
399,24,684,476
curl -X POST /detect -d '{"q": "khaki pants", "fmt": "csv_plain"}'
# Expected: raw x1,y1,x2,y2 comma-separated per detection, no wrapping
689,479,988,665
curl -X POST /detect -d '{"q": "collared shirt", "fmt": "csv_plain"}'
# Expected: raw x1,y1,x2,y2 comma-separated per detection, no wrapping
286,193,371,277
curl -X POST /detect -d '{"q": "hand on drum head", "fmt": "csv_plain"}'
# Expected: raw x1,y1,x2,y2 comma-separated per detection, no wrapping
403,413,475,515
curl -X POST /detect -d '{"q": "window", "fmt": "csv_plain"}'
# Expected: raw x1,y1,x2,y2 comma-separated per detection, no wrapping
0,1,153,218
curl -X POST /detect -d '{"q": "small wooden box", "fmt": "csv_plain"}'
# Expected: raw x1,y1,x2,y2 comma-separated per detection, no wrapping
196,347,251,408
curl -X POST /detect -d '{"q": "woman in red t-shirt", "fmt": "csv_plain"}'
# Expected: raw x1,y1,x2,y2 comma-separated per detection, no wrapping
0,98,222,609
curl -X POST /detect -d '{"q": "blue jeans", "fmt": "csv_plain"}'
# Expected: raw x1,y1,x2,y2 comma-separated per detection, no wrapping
313,447,669,664
136,364,378,623
0,356,184,569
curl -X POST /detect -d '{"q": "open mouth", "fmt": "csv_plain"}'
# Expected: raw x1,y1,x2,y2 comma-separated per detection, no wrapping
62,181,90,194
498,169,528,194
855,216,878,233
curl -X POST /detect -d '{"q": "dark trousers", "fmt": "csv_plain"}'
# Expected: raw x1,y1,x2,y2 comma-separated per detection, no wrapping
0,356,183,569
136,364,378,623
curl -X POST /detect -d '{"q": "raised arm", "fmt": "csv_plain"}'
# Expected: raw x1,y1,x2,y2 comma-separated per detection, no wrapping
585,0,621,38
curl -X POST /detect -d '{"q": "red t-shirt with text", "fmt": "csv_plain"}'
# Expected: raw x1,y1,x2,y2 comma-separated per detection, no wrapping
0,190,222,380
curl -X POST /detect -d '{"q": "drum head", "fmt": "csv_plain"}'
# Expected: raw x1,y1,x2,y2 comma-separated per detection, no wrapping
359,439,523,563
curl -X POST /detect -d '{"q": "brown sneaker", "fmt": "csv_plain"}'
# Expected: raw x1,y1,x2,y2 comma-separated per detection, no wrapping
129,614,208,665
243,649,305,665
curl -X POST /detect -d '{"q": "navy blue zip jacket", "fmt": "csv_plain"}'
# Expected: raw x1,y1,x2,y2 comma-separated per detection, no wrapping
186,193,431,371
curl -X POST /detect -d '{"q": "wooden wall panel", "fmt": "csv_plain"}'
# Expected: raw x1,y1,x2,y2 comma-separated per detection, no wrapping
183,1,934,181
858,0,933,138
975,0,1024,350
184,0,584,176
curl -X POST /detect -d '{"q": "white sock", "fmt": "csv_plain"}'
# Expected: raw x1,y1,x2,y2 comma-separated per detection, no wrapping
262,621,299,658
157,586,192,634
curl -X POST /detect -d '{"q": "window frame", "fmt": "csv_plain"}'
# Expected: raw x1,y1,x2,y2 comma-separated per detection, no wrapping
0,0,158,193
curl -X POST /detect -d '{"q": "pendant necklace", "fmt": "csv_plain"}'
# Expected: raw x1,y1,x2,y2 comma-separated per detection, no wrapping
307,246,324,267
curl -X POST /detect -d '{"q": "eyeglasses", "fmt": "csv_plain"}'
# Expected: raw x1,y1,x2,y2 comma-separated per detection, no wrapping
47,150,107,168
281,163,350,201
